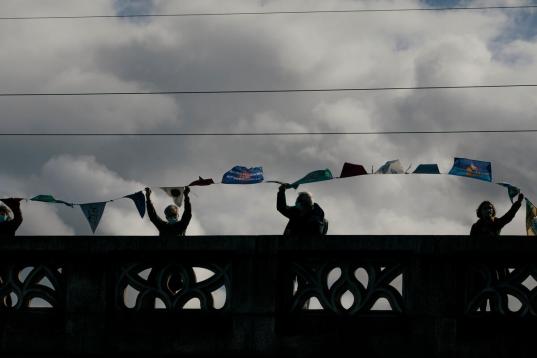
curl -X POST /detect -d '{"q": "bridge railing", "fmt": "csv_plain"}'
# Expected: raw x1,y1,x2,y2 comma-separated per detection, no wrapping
0,236,535,357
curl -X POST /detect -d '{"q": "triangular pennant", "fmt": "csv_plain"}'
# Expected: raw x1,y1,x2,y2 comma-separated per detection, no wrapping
413,164,440,174
375,160,405,174
290,169,333,189
160,187,185,207
189,176,215,186
80,202,107,234
340,163,368,178
526,199,537,236
125,191,146,218
497,182,521,203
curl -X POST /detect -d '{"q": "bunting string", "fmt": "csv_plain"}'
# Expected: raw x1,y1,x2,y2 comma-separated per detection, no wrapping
1,157,535,235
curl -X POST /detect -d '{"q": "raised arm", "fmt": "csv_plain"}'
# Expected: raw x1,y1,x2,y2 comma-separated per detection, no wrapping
277,185,294,218
180,187,192,228
145,188,167,231
496,193,524,228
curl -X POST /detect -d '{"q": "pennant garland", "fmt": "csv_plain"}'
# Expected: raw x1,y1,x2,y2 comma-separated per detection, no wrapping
448,157,492,182
222,166,264,184
413,164,440,174
80,202,107,234
290,169,333,189
526,199,537,236
3,159,535,235
125,191,146,218
497,182,521,204
160,187,185,207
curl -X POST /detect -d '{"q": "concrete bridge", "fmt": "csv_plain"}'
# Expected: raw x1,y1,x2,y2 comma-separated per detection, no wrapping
0,236,536,357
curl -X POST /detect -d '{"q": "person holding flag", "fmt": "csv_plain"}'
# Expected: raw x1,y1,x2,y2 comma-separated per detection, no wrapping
277,184,328,237
0,198,23,237
470,193,524,238
145,187,192,237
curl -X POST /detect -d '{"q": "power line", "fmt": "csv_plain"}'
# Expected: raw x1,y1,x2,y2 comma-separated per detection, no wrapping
1,84,537,97
1,130,536,136
1,5,536,20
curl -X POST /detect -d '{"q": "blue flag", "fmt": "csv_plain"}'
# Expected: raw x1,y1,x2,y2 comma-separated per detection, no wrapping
125,191,146,218
222,166,264,184
80,202,107,234
448,157,492,182
497,182,520,203
413,164,440,174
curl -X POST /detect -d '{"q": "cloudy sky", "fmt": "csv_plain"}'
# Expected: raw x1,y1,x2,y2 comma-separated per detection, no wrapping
0,0,536,236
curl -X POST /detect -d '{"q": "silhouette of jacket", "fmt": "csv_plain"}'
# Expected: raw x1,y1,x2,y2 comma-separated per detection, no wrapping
277,190,327,236
146,196,192,237
470,200,522,238
0,199,23,237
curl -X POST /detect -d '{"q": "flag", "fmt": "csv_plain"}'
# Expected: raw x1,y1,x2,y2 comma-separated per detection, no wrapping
80,202,107,234
30,194,74,207
375,160,405,174
125,191,146,218
290,169,333,189
448,157,492,182
497,182,521,203
222,166,264,184
413,164,440,174
160,187,185,207
339,162,367,178
526,199,537,236
189,176,215,186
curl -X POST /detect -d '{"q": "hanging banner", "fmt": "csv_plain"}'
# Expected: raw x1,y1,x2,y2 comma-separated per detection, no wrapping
526,199,537,236
160,187,185,207
448,157,492,182
339,163,368,178
222,166,264,184
375,160,405,174
290,169,333,189
80,202,107,234
497,182,520,203
125,191,146,218
189,176,215,186
412,164,440,174
30,194,74,207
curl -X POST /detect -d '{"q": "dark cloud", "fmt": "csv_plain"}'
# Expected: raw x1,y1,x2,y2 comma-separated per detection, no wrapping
0,0,535,235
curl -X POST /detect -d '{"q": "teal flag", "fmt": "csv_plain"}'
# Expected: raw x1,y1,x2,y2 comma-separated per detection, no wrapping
30,194,74,207
290,169,333,189
80,202,107,234
497,182,520,203
413,164,440,174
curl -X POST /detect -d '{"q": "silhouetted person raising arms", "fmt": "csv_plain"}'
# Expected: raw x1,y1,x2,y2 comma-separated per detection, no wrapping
145,187,192,237
470,193,524,238
0,198,23,237
277,184,328,236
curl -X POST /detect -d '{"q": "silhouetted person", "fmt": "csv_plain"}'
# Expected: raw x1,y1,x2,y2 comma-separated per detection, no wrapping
470,193,524,238
0,198,23,237
277,184,328,236
145,187,191,237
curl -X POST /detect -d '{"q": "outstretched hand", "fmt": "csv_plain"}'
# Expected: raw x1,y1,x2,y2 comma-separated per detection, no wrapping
517,193,524,203
279,184,287,192
184,187,190,196
145,187,152,198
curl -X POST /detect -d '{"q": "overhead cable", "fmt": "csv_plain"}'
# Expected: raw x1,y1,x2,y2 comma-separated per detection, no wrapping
1,5,536,20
